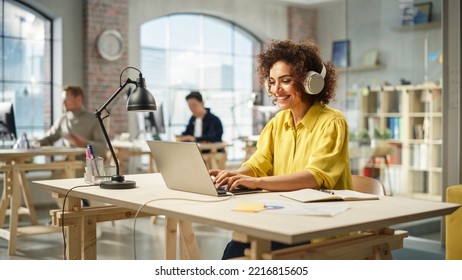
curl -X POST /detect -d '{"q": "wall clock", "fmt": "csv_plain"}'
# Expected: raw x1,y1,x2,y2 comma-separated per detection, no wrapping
96,29,124,61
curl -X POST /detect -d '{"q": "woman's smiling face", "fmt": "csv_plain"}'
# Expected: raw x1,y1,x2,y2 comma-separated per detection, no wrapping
267,60,303,110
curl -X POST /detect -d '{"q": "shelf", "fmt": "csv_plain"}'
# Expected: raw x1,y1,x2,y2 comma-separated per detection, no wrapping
359,83,443,202
408,139,443,145
368,85,397,92
366,163,402,169
408,113,427,117
403,83,442,91
391,21,441,32
337,64,385,73
381,113,402,117
408,112,442,117
386,139,403,145
363,113,403,117
409,166,442,172
369,83,442,92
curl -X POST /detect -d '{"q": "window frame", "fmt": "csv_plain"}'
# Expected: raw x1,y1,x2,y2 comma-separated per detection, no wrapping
0,0,54,140
140,13,262,160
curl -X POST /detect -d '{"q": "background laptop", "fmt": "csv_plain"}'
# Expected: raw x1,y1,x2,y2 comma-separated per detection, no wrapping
147,140,262,196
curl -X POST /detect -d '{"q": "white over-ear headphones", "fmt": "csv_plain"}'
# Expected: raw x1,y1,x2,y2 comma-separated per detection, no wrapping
264,64,327,95
304,64,327,95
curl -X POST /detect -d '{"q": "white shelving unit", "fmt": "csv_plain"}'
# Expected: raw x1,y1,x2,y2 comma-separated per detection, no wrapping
360,83,442,201
390,21,441,32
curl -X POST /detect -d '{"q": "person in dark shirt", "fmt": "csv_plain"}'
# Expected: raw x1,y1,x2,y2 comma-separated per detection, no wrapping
180,91,223,143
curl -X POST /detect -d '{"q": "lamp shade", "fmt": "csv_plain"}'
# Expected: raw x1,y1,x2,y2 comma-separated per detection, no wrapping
126,76,157,112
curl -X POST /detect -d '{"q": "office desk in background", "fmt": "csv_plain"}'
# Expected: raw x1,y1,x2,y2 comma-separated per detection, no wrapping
0,147,85,255
196,142,231,170
33,173,459,260
111,140,230,172
111,140,157,173
238,135,259,162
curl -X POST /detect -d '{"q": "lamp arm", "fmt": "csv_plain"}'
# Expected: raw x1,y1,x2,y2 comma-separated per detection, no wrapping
94,79,136,178
96,79,135,114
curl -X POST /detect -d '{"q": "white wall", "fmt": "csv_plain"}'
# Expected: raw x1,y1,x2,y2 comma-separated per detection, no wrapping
316,0,347,62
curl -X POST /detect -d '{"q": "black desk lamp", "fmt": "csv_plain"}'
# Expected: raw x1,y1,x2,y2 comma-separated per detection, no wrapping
95,66,156,189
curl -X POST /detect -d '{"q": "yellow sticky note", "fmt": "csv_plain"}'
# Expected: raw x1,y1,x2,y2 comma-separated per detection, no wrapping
232,202,265,213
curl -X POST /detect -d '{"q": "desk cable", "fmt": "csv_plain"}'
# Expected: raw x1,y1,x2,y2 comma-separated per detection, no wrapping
61,183,98,260
132,193,235,260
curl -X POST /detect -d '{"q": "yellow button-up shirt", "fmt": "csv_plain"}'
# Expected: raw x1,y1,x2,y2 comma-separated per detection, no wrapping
243,101,352,190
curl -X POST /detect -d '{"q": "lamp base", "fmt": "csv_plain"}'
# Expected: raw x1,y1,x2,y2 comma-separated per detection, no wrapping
100,175,136,189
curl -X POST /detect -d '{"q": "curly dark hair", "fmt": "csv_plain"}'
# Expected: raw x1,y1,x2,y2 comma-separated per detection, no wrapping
257,39,337,105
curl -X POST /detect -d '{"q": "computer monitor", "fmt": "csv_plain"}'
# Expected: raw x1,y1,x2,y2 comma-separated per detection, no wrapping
0,102,17,141
145,102,165,139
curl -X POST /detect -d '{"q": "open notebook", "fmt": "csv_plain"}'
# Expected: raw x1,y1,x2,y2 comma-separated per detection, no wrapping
281,189,379,203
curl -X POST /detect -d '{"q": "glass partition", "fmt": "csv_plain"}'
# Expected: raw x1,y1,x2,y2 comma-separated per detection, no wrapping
342,0,443,201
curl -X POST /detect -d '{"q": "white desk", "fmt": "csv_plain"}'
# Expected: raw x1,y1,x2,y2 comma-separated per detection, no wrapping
0,147,85,255
33,173,459,260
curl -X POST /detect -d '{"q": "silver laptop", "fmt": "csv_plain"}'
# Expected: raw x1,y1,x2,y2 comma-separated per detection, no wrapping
147,140,262,196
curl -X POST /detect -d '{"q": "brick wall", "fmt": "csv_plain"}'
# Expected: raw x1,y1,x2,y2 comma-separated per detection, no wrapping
82,0,129,136
287,6,318,42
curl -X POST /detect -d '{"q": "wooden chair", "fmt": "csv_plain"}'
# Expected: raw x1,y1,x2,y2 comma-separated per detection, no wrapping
351,175,386,196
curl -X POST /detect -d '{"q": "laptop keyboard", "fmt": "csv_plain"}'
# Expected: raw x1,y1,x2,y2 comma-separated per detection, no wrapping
216,184,259,194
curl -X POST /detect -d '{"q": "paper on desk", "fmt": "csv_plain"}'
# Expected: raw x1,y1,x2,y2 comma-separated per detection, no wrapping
232,202,266,212
258,199,350,217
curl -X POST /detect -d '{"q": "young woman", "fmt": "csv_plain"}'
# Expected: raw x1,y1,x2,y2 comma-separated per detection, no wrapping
210,39,352,259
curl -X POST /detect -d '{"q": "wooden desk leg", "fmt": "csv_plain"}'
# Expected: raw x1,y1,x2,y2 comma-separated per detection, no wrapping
165,218,178,260
374,243,393,260
82,216,97,260
7,166,21,255
249,238,271,260
210,150,218,170
64,197,83,260
0,170,12,227
63,165,77,179
178,220,201,260
19,171,38,225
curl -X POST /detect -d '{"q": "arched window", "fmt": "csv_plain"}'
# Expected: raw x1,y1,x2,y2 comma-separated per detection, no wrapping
0,0,52,145
140,14,262,160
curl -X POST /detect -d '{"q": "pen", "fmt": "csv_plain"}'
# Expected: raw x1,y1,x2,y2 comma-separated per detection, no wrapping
319,189,335,195
86,145,100,176
87,145,95,159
